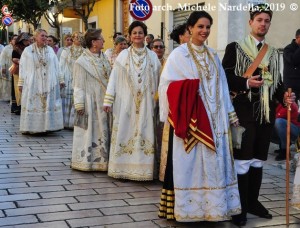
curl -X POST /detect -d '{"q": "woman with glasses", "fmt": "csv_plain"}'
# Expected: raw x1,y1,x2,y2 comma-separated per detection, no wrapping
71,28,111,171
103,21,161,181
18,29,64,134
158,11,241,221
60,32,84,129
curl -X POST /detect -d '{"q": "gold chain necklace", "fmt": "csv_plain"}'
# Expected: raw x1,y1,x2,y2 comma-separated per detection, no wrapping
33,43,48,67
70,45,83,60
187,42,222,147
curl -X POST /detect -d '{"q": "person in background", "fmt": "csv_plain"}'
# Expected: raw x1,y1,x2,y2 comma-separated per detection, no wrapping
283,29,300,102
158,11,241,221
18,29,64,134
103,21,161,181
104,36,128,68
222,4,295,226
145,34,154,49
170,23,191,45
273,102,300,160
0,35,17,102
47,35,59,54
29,34,35,44
71,28,111,171
159,23,191,182
57,34,73,60
11,33,31,115
60,32,84,129
151,39,165,66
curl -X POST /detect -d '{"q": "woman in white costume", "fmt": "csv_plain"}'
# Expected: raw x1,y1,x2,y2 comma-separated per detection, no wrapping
104,35,128,68
18,29,64,134
158,11,241,222
71,28,111,171
292,153,300,210
103,21,161,181
60,31,84,129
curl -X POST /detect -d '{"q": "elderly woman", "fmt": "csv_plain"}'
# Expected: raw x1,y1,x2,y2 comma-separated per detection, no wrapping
104,36,128,67
103,21,161,181
18,29,64,134
57,34,73,60
11,33,31,115
60,32,84,129
71,28,111,171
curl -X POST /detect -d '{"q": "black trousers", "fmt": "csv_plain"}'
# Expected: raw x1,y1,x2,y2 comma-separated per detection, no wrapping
233,121,274,161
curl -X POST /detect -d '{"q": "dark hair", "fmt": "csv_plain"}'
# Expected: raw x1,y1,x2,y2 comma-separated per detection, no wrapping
84,28,102,49
187,11,213,29
147,34,154,39
47,35,59,44
128,21,147,36
250,3,273,20
150,38,164,49
9,34,18,41
296,29,300,37
170,23,188,44
113,32,122,40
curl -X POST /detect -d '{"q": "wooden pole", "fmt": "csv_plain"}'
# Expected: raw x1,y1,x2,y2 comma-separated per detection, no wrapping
286,88,292,226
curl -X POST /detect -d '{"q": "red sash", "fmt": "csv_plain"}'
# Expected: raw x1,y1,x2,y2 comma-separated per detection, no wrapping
167,79,215,153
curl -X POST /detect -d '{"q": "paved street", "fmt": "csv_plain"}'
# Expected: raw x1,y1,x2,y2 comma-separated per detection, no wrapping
0,100,300,228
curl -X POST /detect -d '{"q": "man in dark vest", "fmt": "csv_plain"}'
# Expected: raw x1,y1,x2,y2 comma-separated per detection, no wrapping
222,3,295,226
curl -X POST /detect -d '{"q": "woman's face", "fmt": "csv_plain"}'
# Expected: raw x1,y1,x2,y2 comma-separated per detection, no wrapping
189,17,211,46
91,34,105,52
130,26,145,46
35,31,48,47
65,37,73,47
47,37,55,47
72,34,81,46
179,29,191,44
115,41,128,52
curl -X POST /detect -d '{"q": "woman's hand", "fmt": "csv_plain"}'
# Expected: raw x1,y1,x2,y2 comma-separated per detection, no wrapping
103,106,111,113
77,109,85,115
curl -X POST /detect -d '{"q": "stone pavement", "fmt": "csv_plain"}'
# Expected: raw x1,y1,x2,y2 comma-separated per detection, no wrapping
0,100,300,228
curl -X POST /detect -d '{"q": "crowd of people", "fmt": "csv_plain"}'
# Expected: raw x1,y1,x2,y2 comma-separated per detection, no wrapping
0,3,299,226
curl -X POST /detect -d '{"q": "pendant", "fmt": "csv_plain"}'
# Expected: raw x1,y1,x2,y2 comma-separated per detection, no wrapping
138,78,142,83
138,74,140,77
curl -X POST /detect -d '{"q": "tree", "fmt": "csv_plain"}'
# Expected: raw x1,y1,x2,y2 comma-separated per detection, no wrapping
44,0,67,40
4,0,52,30
71,0,96,31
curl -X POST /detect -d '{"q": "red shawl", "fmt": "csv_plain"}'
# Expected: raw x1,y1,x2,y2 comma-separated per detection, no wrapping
167,79,215,153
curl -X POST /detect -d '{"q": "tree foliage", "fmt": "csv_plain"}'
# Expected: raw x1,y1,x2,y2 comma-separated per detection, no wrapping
72,0,96,31
4,0,53,29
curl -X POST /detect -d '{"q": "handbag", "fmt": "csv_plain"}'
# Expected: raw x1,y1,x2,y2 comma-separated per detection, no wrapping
231,125,246,149
9,63,19,75
74,112,88,130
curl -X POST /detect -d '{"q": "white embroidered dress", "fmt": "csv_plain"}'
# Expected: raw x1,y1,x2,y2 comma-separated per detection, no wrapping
18,44,63,133
159,43,241,221
60,45,84,128
292,155,300,210
104,46,161,181
0,44,13,101
71,49,111,171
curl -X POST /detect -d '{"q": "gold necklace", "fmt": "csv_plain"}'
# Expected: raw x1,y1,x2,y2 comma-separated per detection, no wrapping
33,43,48,67
70,45,83,60
187,42,222,147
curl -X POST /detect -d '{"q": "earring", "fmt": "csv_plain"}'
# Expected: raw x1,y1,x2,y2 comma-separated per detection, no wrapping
93,45,97,53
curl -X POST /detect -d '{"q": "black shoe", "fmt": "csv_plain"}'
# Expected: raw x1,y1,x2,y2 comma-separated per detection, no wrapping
248,201,272,219
275,153,286,161
232,214,247,226
274,149,280,154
